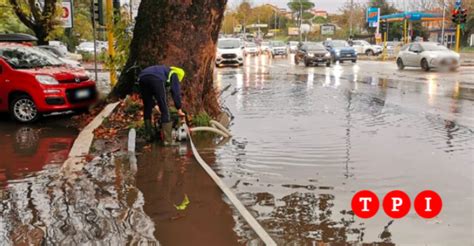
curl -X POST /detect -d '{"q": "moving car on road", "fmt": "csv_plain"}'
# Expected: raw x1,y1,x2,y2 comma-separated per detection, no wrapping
244,42,260,56
396,42,460,71
216,38,244,67
260,41,271,55
269,41,288,58
323,40,357,64
352,40,382,56
0,43,97,123
294,42,331,67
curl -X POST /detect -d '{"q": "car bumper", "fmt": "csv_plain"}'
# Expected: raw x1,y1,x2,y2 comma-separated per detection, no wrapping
216,57,243,66
35,82,98,112
272,50,288,56
305,57,331,64
335,53,357,60
428,58,460,68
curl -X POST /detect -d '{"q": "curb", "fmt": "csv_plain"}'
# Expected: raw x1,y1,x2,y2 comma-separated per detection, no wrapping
62,102,120,174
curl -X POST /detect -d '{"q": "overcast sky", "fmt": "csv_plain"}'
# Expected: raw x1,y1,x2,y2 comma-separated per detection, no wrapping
227,0,398,13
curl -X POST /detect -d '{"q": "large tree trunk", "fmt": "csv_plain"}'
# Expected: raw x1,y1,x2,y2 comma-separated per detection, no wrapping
110,0,227,117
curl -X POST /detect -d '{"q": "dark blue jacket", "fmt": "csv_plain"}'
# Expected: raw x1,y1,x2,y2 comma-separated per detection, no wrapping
139,65,182,110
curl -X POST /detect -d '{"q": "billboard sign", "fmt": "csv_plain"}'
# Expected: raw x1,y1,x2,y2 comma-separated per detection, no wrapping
367,7,379,26
288,27,299,36
320,24,335,35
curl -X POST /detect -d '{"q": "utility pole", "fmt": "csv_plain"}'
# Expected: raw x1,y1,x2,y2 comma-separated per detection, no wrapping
441,0,446,45
349,0,353,36
299,0,303,42
105,0,117,86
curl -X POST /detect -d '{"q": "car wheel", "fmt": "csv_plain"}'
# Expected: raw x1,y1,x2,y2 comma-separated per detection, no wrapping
365,50,374,56
332,56,337,64
304,61,310,67
326,62,331,67
421,59,430,71
10,95,40,123
352,59,357,63
294,57,299,65
340,60,344,64
397,58,405,70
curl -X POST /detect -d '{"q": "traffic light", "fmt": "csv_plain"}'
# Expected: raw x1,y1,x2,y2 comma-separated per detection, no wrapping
452,9,459,24
460,8,467,24
92,0,104,26
380,21,388,33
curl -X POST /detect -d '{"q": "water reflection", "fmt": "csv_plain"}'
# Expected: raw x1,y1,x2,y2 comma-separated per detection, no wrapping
0,125,76,184
0,154,157,244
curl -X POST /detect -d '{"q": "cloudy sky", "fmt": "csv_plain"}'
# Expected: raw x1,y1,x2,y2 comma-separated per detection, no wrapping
227,0,399,13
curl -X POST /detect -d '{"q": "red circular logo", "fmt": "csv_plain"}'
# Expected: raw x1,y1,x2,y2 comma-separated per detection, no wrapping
62,7,69,18
414,190,442,219
383,190,411,219
351,190,379,219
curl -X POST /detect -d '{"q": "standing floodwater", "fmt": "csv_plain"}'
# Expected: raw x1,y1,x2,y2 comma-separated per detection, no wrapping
214,56,474,244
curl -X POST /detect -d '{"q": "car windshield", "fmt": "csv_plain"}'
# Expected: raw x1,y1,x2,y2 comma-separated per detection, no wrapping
304,43,325,51
261,42,269,46
0,46,63,69
246,43,257,47
421,43,448,51
271,41,285,47
218,40,241,49
331,40,349,47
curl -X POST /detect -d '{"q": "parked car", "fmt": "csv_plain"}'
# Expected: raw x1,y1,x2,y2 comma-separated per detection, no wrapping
352,40,382,56
216,38,244,67
295,42,331,67
323,40,357,63
39,46,82,68
76,42,95,54
0,43,97,122
48,41,68,56
269,41,288,58
288,41,299,53
244,42,260,56
396,42,460,71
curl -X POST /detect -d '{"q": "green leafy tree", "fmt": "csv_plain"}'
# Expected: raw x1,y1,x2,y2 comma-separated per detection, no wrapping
8,0,61,44
0,0,30,33
287,0,315,25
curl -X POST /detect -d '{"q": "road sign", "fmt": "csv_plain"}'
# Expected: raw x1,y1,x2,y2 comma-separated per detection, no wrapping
61,1,72,28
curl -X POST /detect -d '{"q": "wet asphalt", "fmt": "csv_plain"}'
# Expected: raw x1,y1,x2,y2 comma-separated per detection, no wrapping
0,56,472,245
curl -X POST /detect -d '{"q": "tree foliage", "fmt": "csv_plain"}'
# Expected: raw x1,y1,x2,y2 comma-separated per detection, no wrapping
8,0,61,44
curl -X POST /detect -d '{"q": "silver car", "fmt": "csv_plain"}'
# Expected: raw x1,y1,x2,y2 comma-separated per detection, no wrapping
396,42,460,71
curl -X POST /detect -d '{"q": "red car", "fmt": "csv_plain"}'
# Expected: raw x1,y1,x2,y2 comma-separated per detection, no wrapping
0,42,97,123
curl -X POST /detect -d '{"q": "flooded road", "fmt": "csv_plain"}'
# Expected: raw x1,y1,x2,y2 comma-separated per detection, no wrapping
214,56,474,244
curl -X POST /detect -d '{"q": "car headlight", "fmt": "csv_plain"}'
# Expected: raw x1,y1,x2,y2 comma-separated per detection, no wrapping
325,52,330,57
335,50,340,55
36,75,59,85
308,53,314,57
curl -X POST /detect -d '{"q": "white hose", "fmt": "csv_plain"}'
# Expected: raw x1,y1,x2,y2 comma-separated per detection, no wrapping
183,124,276,245
209,120,233,137
190,126,229,138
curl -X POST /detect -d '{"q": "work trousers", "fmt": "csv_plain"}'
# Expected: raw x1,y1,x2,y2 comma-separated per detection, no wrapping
139,75,170,123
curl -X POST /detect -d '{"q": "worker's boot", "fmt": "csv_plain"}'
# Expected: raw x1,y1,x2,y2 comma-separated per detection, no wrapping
144,119,155,142
162,122,179,146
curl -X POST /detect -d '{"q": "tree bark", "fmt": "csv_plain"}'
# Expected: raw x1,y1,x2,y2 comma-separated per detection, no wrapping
110,0,227,117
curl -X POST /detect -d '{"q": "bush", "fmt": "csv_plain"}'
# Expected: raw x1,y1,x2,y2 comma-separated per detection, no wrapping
191,112,211,127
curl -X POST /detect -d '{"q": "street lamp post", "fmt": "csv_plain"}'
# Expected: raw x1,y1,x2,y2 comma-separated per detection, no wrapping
441,0,446,45
299,0,303,42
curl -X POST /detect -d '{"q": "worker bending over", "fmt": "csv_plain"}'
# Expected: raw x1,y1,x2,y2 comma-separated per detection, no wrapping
138,65,185,145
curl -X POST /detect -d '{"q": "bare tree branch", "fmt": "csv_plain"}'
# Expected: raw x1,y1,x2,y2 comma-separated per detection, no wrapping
8,0,35,29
